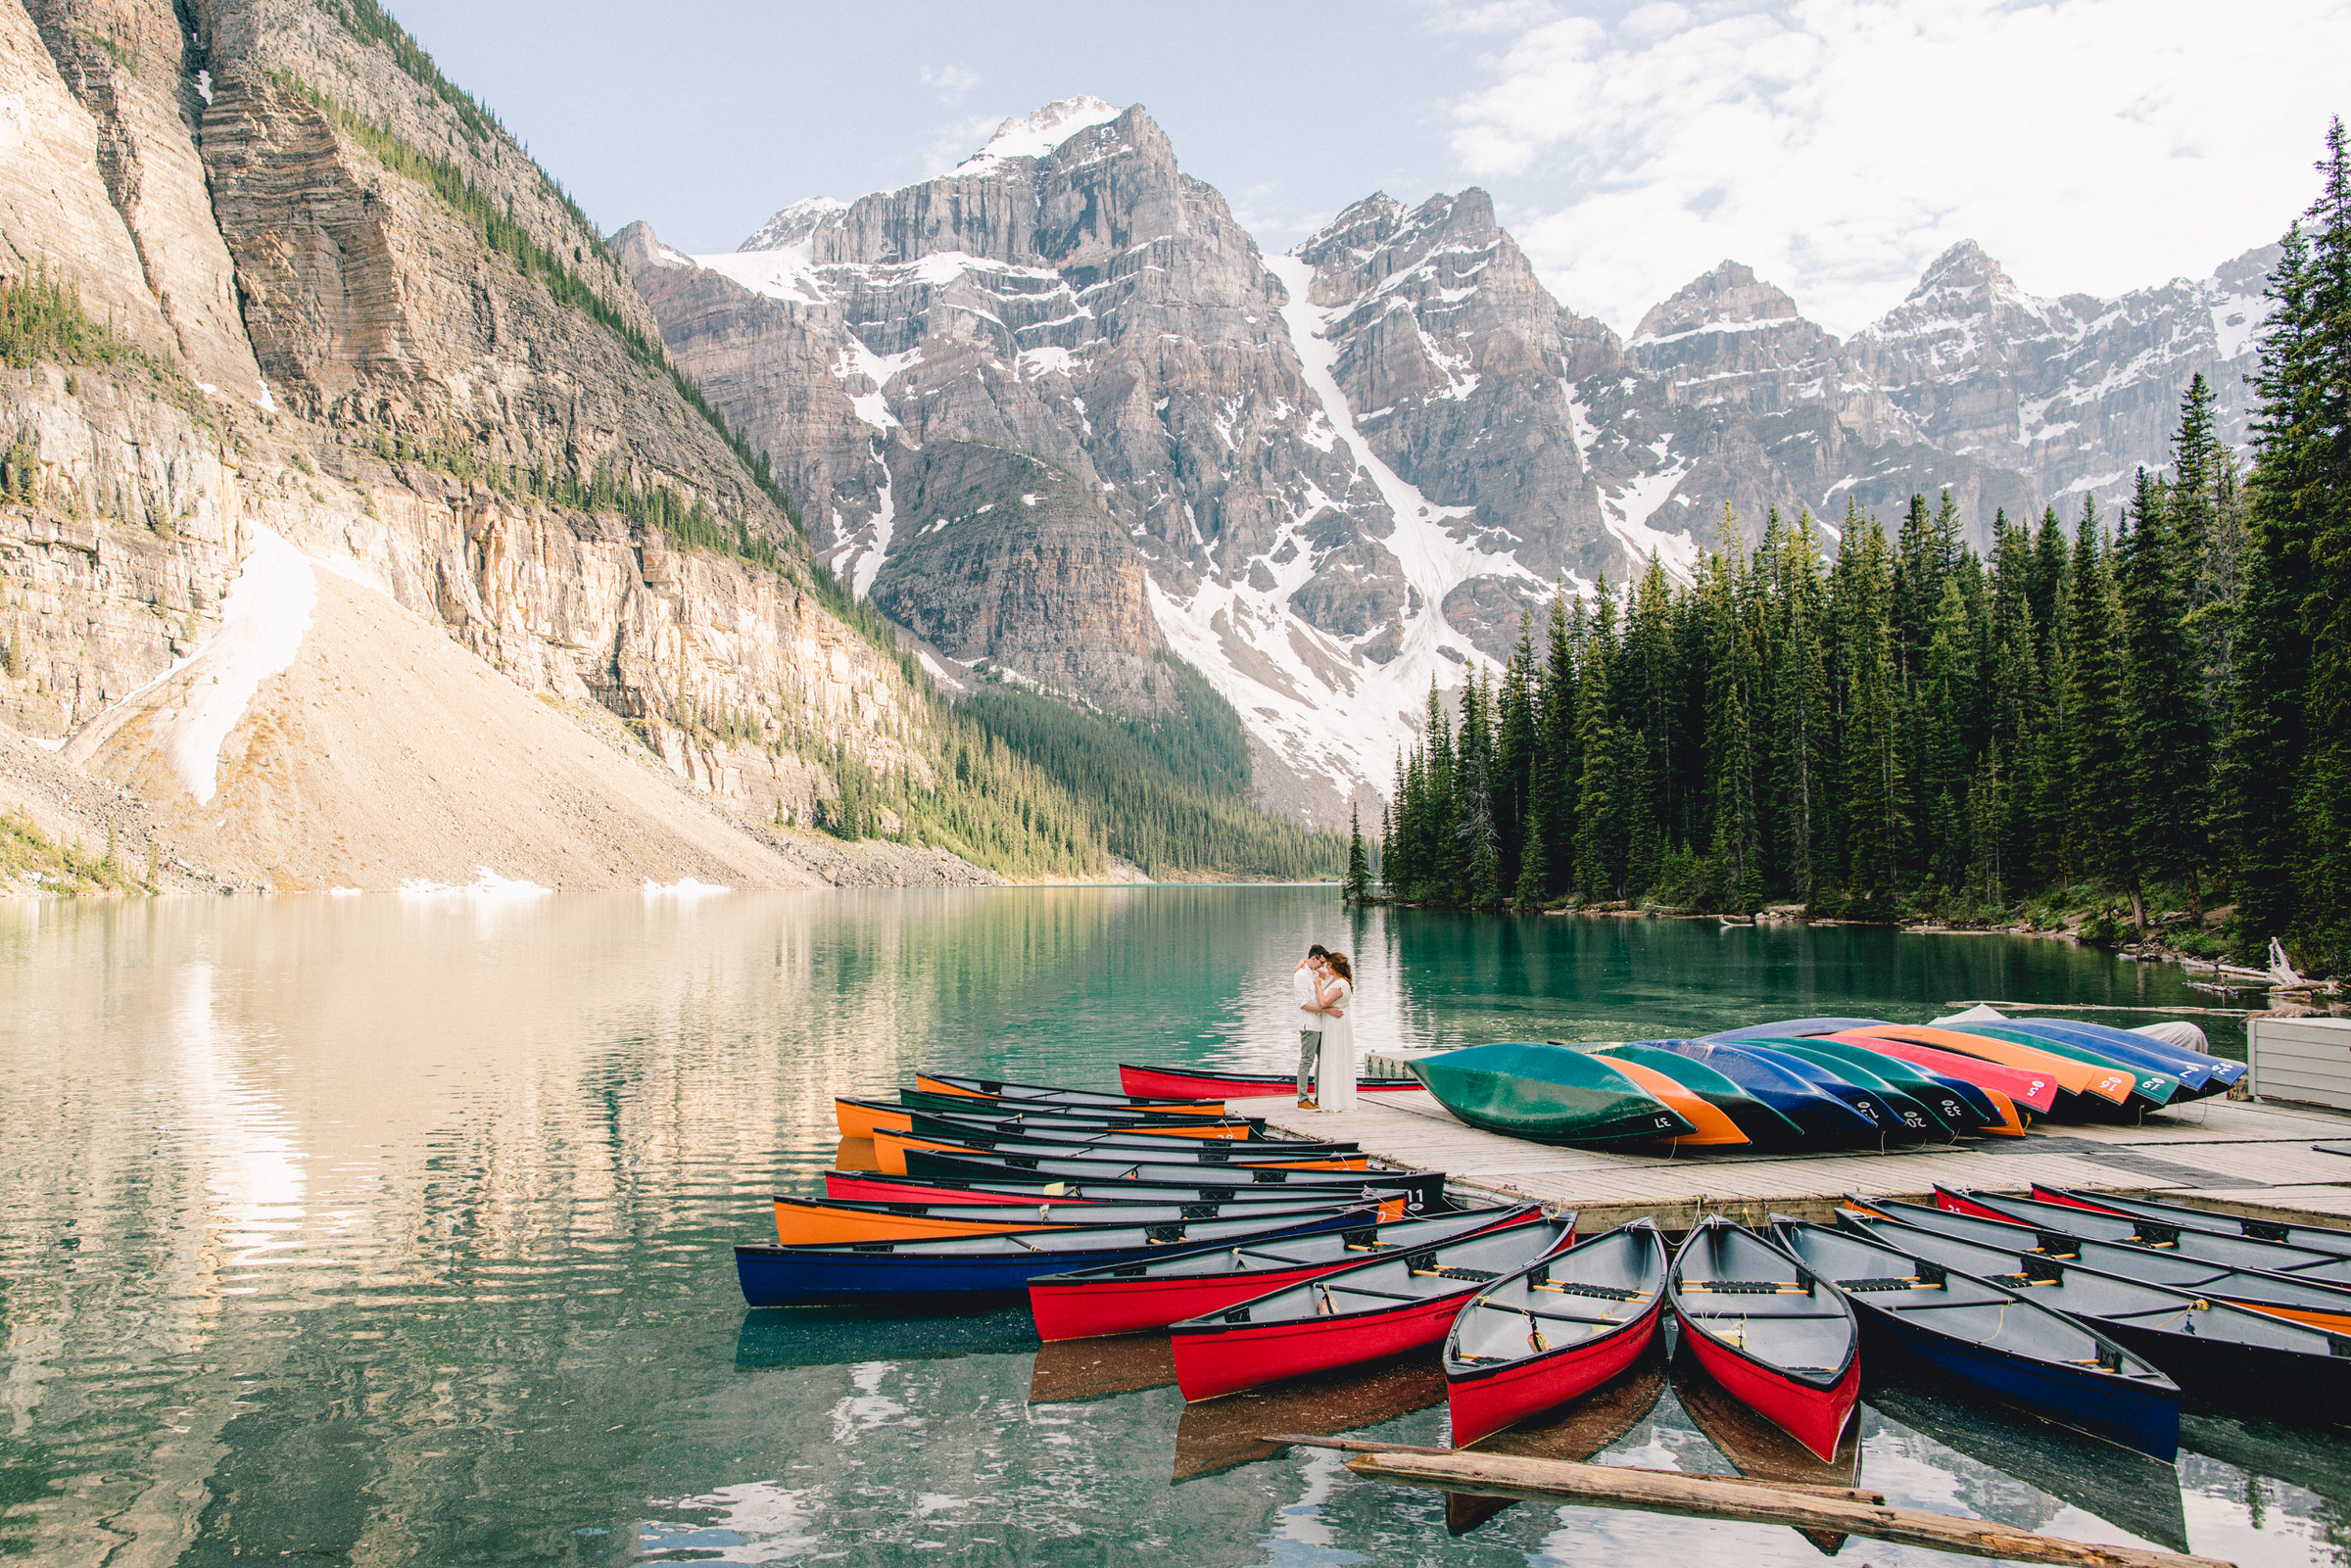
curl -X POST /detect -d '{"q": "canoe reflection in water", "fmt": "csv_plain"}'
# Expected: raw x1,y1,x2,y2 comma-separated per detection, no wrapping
1173,1351,1448,1481
1028,1333,1178,1403
1866,1380,2189,1556
1669,1341,1862,1555
1445,1355,1669,1535
735,1304,1038,1369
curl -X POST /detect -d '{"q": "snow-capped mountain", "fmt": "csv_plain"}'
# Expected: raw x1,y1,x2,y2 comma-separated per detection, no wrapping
620,97,2280,817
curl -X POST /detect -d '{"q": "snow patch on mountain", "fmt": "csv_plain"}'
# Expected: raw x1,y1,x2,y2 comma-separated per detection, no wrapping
950,96,1121,175
1141,258,1525,807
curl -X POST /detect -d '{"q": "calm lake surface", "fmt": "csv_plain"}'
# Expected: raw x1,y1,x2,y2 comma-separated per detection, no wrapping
2,886,2330,1566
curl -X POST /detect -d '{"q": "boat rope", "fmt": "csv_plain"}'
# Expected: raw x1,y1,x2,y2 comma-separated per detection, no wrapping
1521,1307,1550,1353
1316,1283,1336,1317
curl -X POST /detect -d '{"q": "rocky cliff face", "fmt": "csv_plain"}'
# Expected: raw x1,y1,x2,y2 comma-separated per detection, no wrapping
634,99,2278,812
0,0,992,889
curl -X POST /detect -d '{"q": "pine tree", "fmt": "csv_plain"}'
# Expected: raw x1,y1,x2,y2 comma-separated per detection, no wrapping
2063,500,2131,896
1515,794,1547,910
1343,804,1371,904
2119,466,2209,919
1839,520,1903,899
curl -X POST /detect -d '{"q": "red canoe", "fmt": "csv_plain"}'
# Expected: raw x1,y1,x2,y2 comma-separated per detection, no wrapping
1821,1032,2060,1115
1668,1216,1859,1463
1446,1220,1669,1447
1120,1064,1424,1101
1169,1216,1576,1402
1029,1204,1551,1342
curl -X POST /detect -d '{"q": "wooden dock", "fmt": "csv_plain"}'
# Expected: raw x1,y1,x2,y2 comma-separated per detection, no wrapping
1237,1085,2351,1231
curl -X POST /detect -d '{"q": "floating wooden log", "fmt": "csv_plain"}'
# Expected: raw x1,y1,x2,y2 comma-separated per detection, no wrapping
1340,1449,2233,1568
1265,1435,1880,1502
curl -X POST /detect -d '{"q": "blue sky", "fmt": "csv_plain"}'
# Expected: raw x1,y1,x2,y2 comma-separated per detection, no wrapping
392,0,2349,336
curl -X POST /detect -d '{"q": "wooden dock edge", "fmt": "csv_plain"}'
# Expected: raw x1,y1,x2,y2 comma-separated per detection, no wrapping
1342,1450,2235,1568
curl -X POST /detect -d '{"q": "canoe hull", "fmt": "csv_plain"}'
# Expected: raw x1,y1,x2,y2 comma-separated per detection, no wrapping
1173,1290,1469,1402
736,1212,1362,1306
1676,1309,1859,1463
1859,1294,2180,1459
1030,1209,1545,1342
1120,1065,1421,1100
1409,1043,1694,1145
820,1168,1406,1220
1448,1302,1662,1447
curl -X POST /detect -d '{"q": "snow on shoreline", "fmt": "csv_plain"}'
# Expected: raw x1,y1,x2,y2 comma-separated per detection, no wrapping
159,525,318,804
398,868,555,898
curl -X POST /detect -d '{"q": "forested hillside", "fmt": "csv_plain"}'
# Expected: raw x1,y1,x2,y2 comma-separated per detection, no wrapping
1379,123,2351,972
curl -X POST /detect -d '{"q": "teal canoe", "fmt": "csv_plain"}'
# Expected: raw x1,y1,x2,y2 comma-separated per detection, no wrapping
1411,1043,1698,1145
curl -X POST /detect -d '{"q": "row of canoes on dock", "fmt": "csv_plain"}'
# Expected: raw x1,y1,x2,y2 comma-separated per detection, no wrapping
735,1065,2346,1476
1407,1015,2245,1149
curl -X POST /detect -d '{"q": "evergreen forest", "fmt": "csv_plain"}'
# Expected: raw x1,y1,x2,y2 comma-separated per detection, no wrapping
1376,123,2351,973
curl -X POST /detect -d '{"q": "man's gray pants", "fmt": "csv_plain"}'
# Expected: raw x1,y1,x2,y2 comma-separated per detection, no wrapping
1298,1029,1323,1100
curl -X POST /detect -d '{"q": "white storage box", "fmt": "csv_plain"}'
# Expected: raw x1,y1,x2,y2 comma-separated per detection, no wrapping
2250,1016,2351,1109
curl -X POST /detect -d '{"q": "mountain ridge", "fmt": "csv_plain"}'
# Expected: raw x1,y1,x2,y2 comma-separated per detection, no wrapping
626,95,2280,818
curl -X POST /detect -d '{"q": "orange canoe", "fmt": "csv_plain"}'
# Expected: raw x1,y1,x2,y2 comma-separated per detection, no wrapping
1846,1024,2133,1105
1605,1057,1749,1147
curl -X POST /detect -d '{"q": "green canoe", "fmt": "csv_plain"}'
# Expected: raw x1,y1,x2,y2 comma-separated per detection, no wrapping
1410,1043,1698,1145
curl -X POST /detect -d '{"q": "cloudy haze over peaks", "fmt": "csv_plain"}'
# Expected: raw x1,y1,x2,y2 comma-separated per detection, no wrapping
1440,0,2351,336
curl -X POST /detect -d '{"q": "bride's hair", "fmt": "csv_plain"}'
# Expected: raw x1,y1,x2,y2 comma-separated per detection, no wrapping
1326,951,1353,983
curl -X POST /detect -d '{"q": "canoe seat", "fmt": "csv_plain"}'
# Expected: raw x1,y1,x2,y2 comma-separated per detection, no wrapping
1837,1276,1942,1293
1683,1280,1804,1295
1534,1281,1646,1302
1412,1265,1501,1282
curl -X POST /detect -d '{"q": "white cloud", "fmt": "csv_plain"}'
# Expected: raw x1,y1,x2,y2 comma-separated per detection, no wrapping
920,65,980,104
922,113,1001,176
1440,0,2351,336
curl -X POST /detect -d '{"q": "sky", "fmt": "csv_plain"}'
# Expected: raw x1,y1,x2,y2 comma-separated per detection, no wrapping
390,0,2350,337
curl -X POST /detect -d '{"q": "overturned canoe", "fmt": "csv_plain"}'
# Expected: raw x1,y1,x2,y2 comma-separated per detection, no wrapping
1822,1032,2058,1116
1445,1219,1668,1446
1592,1044,1808,1149
1029,1203,1551,1342
1669,1215,1860,1463
1771,1214,2180,1459
1168,1214,1575,1401
1409,1043,1696,1145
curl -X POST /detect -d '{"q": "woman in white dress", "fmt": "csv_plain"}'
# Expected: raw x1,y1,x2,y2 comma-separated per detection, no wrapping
1314,952,1357,1112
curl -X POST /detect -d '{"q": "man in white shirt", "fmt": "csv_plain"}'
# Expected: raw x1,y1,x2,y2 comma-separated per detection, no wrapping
1295,944,1331,1108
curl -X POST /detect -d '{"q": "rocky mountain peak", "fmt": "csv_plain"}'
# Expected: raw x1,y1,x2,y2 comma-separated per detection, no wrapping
1632,260,1803,344
950,95,1124,174
739,196,847,254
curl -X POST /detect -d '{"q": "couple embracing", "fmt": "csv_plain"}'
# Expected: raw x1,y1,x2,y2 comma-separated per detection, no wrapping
1292,944,1356,1112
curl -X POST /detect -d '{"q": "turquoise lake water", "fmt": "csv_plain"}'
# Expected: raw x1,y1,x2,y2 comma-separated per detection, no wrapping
2,886,2331,1567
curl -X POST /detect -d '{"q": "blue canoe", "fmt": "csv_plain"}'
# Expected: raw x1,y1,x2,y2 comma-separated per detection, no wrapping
1714,1042,1911,1137
1996,1020,2240,1095
1738,1038,1953,1138
1771,1215,2180,1458
1642,1040,1881,1145
736,1206,1376,1306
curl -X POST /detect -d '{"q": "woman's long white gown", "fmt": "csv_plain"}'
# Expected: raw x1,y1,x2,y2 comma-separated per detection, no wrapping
1318,979,1357,1112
